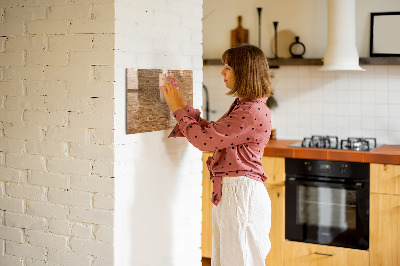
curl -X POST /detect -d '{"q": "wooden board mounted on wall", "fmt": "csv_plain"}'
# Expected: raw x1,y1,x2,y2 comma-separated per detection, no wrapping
126,69,193,134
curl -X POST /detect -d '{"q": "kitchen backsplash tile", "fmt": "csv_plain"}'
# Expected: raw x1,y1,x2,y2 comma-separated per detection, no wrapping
203,64,400,145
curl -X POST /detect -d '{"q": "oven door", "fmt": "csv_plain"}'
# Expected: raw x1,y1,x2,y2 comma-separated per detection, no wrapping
285,177,369,250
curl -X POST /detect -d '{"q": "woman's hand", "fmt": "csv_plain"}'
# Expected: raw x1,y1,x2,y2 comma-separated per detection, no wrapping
160,75,185,113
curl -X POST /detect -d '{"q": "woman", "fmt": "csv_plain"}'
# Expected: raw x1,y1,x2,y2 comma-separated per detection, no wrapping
161,44,273,266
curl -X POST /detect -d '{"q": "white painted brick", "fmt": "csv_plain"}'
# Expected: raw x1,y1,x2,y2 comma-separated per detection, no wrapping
71,222,92,239
43,96,81,112
0,37,5,52
93,66,114,82
27,21,69,35
24,259,48,266
49,35,93,52
0,152,5,166
26,229,68,251
0,22,24,36
69,19,114,34
24,111,68,127
6,241,46,261
0,197,24,212
48,4,91,20
69,113,114,129
48,219,71,236
93,253,113,266
70,144,113,161
47,249,91,266
0,110,23,124
3,66,44,81
6,153,46,171
28,171,69,189
4,96,46,111
4,6,46,22
44,66,92,82
0,137,25,154
6,183,46,201
73,97,114,114
92,160,113,177
26,141,67,157
0,167,24,182
22,0,69,6
90,128,113,146
93,194,113,210
92,34,114,51
46,127,88,144
4,125,43,141
69,51,113,66
94,225,112,243
70,237,113,257
69,207,113,226
70,175,113,194
5,36,47,52
47,158,92,176
92,3,114,20
0,226,23,243
25,80,67,97
26,51,68,66
69,81,114,98
48,188,91,208
0,81,24,96
0,255,23,266
0,52,24,66
27,200,69,219
5,212,48,231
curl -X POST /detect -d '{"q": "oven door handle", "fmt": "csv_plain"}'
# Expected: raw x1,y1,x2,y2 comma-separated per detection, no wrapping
287,177,364,189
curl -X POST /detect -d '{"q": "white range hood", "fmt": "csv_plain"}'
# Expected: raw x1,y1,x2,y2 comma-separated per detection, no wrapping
320,0,365,71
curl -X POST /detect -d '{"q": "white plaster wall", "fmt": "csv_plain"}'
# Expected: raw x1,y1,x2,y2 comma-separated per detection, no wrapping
203,0,400,145
113,0,203,265
0,0,115,265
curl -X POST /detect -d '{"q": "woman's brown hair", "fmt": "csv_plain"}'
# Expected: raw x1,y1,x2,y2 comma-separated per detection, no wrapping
221,44,273,99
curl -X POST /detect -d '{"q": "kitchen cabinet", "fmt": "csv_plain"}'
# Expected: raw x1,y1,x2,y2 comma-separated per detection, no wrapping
201,152,213,258
261,156,285,266
284,241,369,266
201,153,286,266
370,163,400,266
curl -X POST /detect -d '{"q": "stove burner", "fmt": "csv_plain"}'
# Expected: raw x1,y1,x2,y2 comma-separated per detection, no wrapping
301,135,339,149
340,137,377,151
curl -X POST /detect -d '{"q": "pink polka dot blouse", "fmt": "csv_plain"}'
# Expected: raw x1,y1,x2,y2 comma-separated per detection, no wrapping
169,97,272,206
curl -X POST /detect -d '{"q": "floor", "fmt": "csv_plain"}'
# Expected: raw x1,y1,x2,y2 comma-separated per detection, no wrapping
202,257,211,266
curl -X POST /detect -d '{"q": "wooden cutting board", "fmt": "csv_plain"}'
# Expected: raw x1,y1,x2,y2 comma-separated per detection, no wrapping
231,16,249,48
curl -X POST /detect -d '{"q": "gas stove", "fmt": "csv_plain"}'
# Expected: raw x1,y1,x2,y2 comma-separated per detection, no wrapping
289,135,381,151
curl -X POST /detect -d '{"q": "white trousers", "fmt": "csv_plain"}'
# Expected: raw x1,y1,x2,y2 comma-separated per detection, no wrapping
211,176,271,266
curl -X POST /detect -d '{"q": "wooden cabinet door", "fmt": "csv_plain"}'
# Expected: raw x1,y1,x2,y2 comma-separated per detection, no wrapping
370,193,400,266
264,184,284,266
370,163,400,195
262,156,285,186
284,241,369,266
201,152,213,258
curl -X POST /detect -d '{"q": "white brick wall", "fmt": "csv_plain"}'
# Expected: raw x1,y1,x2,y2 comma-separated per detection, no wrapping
0,0,115,265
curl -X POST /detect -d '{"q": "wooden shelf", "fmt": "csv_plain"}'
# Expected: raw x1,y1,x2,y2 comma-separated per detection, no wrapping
203,57,400,67
359,57,400,65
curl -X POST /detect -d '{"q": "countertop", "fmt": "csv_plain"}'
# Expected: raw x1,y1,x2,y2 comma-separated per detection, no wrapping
263,139,400,165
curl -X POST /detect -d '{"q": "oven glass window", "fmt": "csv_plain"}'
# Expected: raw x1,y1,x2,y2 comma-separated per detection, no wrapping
297,186,356,230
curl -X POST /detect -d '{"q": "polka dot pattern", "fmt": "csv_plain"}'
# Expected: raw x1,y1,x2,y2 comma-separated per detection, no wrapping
169,97,272,206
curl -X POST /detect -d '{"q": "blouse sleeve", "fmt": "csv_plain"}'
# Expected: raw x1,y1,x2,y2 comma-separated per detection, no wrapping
172,106,257,152
168,104,211,138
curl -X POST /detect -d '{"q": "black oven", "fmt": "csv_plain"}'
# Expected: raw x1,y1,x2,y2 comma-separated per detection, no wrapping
285,158,369,250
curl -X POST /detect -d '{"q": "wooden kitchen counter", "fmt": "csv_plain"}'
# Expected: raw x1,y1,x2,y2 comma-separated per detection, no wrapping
263,139,400,164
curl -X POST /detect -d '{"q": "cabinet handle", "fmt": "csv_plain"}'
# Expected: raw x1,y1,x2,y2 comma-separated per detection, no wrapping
314,252,335,257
